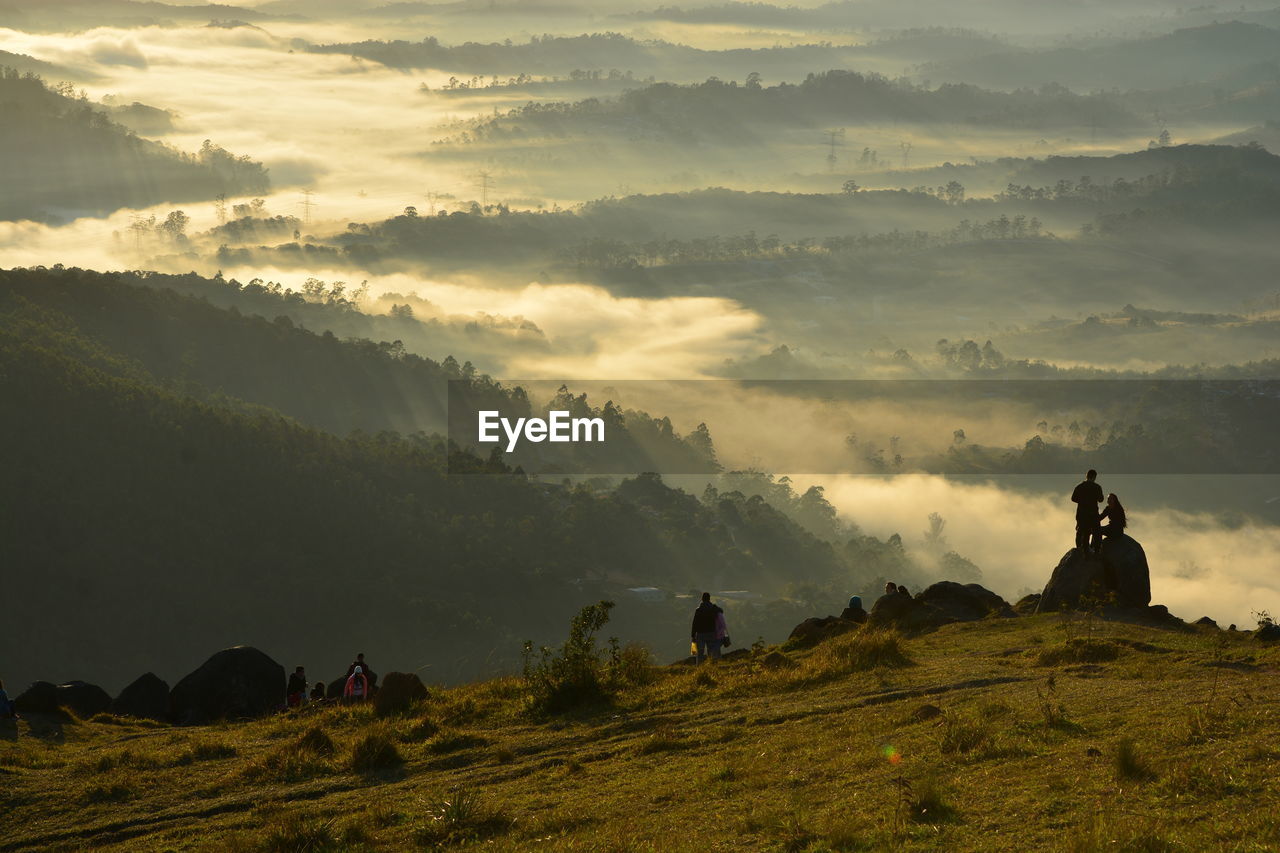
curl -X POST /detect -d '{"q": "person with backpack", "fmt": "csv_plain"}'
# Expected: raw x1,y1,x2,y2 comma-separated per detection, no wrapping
691,592,724,663
344,666,370,702
345,653,377,689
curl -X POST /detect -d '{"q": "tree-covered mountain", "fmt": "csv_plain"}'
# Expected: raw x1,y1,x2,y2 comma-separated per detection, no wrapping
0,69,269,221
0,265,929,693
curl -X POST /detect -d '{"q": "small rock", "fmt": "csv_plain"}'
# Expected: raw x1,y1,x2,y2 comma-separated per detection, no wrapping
762,651,796,670
911,704,942,722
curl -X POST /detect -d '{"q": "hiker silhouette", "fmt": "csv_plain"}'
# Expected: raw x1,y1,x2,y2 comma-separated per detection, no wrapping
1070,469,1104,552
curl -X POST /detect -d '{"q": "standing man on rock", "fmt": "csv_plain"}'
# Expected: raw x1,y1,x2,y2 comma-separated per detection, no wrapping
1071,469,1104,553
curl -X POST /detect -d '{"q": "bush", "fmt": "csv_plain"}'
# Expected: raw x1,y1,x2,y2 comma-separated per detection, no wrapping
1036,638,1120,666
522,600,618,714
243,728,335,783
261,814,339,853
1114,737,1156,782
350,730,403,774
413,788,513,846
939,712,995,756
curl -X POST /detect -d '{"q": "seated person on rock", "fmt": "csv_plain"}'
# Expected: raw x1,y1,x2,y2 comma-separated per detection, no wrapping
1099,493,1126,540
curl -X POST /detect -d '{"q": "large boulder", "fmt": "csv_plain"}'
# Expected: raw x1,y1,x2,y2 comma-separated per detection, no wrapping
916,582,1015,622
14,680,110,717
14,681,60,714
867,592,922,629
1037,535,1152,613
55,681,112,718
787,615,860,648
112,673,170,720
373,672,429,717
168,646,285,724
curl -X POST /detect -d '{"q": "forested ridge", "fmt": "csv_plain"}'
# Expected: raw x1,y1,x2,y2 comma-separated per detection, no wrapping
0,69,269,221
0,267,917,693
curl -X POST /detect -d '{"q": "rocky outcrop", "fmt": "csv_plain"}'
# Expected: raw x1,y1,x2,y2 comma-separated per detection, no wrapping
1256,623,1280,642
111,673,170,720
869,583,1014,631
168,646,285,724
917,581,1016,622
787,615,860,648
1037,535,1151,613
373,672,429,717
14,681,60,714
1014,594,1042,615
15,680,110,717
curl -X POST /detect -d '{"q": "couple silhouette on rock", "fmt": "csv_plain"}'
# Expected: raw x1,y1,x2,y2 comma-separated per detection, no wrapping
1071,469,1126,553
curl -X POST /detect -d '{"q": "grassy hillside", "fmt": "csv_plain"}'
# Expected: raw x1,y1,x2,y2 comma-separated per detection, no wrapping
3,614,1279,850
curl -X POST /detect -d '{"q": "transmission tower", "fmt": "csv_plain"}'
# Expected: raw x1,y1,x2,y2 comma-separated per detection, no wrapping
823,128,845,171
475,171,493,208
298,189,316,225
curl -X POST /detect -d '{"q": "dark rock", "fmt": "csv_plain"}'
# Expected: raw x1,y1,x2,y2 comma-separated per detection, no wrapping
868,591,921,628
15,680,110,717
373,672,429,717
840,606,868,623
787,615,859,648
1195,616,1220,629
762,650,796,670
1037,535,1151,613
14,681,60,714
112,673,170,720
1014,594,1041,616
721,648,751,662
910,703,942,722
1255,623,1280,642
869,583,1013,631
168,646,285,724
669,656,696,667
917,581,1015,622
328,676,348,698
56,681,112,718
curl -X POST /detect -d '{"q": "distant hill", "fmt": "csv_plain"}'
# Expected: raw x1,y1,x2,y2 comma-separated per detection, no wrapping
0,69,269,221
0,0,267,32
447,71,1140,147
924,22,1280,92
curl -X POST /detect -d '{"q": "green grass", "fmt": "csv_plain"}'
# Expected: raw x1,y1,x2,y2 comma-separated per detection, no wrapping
3,615,1280,850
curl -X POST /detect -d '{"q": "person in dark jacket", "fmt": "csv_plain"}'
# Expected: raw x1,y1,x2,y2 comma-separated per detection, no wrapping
310,681,326,702
1071,469,1105,552
287,666,308,708
1100,493,1127,539
691,592,724,663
